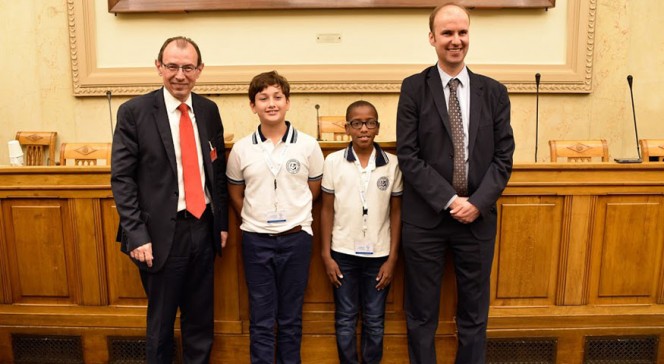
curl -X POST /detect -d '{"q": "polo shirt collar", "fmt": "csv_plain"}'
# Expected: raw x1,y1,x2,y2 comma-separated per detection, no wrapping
343,142,389,167
252,121,298,144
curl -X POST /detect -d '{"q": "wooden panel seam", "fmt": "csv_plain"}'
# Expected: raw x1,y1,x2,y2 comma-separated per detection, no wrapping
557,195,572,305
93,199,109,306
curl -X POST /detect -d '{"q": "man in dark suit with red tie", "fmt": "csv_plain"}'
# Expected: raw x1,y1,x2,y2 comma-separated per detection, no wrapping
396,4,515,363
111,36,228,363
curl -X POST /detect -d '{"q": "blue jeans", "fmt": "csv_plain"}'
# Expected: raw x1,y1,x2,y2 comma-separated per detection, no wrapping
332,251,390,364
242,230,312,364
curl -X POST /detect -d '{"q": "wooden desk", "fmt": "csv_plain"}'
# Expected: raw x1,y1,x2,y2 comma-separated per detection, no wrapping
1,151,664,363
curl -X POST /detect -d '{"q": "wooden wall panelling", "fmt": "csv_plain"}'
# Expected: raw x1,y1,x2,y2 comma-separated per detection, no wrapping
210,335,250,363
2,161,664,362
0,329,9,363
101,199,146,306
557,195,595,305
385,254,407,334
492,195,563,307
83,332,111,363
2,199,79,304
70,198,106,305
0,204,9,304
214,202,243,334
659,229,664,304
302,199,336,331
589,195,664,305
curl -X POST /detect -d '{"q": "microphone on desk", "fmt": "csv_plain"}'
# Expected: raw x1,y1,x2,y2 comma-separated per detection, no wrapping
106,90,114,139
535,73,541,162
315,104,321,140
614,75,642,163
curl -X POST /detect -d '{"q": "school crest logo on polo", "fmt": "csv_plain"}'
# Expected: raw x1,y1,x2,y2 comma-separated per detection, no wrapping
377,176,389,191
286,159,301,174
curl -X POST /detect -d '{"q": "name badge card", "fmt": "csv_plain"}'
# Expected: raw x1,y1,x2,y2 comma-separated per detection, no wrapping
355,240,375,255
265,210,288,224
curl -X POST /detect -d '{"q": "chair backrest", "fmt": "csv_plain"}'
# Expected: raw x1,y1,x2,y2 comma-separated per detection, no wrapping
318,116,349,142
639,139,664,162
60,143,112,166
15,131,57,166
549,139,609,162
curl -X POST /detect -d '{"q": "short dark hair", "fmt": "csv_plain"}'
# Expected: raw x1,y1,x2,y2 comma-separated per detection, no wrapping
248,71,291,103
429,3,470,32
345,100,378,121
157,36,203,67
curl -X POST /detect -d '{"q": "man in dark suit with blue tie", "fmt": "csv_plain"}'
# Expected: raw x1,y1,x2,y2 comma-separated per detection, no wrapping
396,4,515,363
111,36,228,363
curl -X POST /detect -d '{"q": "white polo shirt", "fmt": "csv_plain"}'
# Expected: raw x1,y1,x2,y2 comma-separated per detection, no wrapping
322,143,403,257
226,122,324,235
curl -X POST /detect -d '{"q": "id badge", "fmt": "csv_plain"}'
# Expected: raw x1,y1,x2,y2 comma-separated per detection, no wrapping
265,210,287,224
209,141,218,162
354,240,374,255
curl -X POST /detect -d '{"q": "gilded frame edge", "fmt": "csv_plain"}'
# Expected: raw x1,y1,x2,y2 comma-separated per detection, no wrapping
107,0,556,12
69,0,594,96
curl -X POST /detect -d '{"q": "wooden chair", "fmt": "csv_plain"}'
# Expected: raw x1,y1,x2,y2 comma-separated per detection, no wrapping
639,139,664,162
60,143,112,166
318,116,349,142
15,131,57,166
549,139,609,162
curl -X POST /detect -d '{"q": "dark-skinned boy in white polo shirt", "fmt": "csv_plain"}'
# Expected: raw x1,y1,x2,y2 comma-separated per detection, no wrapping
320,100,403,364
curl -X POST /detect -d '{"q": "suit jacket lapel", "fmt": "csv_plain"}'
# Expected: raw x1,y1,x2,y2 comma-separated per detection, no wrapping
192,94,213,188
467,70,483,158
427,66,453,138
153,89,178,177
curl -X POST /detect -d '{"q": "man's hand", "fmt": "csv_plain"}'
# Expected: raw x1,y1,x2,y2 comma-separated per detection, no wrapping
449,197,480,224
130,243,154,268
221,231,228,248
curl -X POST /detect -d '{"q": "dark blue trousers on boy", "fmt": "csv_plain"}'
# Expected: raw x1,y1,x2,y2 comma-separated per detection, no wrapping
242,230,312,364
332,251,390,364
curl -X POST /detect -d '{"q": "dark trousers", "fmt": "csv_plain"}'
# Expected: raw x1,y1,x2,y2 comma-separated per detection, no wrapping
332,251,389,364
139,208,215,364
242,230,312,364
402,219,495,364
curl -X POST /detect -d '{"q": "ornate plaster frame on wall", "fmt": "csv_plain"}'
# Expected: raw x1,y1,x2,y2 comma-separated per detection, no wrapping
68,0,595,96
107,0,556,12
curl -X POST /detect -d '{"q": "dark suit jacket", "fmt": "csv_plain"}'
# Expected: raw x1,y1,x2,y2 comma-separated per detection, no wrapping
111,88,229,272
396,66,514,240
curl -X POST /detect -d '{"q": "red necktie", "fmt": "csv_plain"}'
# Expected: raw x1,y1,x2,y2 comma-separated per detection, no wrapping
178,103,206,218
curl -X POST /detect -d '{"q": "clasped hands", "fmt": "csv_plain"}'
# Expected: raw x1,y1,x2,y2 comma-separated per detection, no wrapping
449,196,480,224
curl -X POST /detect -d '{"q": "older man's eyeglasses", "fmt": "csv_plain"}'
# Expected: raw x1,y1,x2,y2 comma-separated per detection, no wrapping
347,119,379,129
161,63,199,74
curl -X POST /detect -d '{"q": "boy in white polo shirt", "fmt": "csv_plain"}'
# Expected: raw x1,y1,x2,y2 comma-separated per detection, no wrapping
320,100,402,364
226,71,324,363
